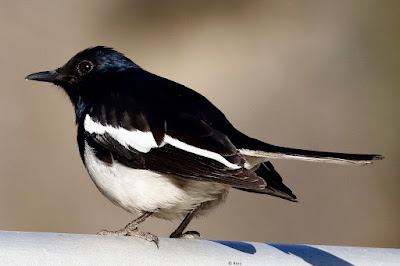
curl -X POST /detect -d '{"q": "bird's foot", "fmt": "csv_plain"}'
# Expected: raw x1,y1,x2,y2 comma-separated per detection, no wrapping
97,228,129,236
97,225,159,247
170,230,202,239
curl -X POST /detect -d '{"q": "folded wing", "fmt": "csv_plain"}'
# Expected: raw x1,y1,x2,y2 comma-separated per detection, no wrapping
82,112,267,190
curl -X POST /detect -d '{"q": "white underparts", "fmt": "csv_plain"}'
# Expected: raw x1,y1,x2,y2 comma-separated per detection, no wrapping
84,114,240,169
84,141,229,219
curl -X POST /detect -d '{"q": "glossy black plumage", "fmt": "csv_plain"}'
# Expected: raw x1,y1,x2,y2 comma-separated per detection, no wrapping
25,46,383,241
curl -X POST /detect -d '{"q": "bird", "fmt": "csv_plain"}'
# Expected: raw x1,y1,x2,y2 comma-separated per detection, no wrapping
26,46,383,246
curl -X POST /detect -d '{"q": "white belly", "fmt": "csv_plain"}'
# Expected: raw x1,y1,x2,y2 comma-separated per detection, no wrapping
84,142,229,220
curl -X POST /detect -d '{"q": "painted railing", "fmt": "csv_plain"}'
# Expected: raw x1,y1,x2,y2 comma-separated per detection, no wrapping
0,231,398,265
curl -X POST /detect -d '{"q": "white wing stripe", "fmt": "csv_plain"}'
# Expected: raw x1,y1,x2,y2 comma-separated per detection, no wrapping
84,115,158,153
162,135,241,169
84,114,241,169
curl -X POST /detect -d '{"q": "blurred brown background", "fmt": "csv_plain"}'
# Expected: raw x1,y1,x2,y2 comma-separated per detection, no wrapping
0,1,399,248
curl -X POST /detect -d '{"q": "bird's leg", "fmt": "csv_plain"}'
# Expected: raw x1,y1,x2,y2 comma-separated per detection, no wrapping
97,212,159,246
170,204,203,239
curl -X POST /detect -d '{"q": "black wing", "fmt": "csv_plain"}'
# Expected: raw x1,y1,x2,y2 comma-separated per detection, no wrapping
80,87,266,190
82,131,266,190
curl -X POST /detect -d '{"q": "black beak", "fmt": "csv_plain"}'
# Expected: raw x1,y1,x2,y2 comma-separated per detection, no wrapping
25,70,59,83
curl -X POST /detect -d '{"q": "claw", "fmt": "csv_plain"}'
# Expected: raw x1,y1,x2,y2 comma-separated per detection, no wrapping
147,234,159,248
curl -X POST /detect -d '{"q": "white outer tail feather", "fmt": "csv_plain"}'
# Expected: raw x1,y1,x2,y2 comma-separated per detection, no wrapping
238,149,376,165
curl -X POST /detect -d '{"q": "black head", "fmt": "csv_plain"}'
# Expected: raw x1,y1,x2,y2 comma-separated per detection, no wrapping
26,46,140,103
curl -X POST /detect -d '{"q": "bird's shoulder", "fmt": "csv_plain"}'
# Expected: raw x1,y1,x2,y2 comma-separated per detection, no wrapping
84,68,236,137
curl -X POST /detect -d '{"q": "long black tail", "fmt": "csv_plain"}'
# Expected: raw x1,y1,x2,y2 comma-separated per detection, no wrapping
235,135,383,165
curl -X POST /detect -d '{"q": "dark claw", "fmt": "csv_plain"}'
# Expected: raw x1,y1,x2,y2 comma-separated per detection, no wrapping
152,236,160,248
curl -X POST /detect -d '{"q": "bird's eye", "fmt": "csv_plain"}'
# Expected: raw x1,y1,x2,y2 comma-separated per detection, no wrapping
77,60,94,75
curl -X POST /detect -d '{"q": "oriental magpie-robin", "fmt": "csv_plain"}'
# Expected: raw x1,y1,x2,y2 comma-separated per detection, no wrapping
26,46,383,246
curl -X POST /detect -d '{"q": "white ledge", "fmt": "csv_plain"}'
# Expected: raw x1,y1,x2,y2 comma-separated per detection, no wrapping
0,230,399,265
